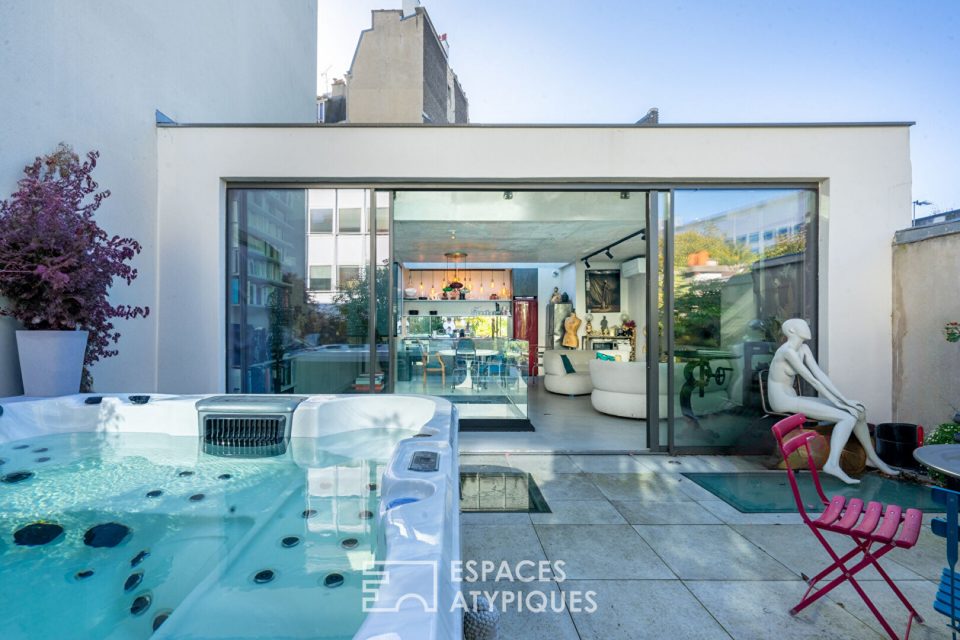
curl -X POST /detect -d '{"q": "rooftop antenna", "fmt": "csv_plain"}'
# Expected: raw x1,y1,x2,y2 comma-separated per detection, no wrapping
635,108,659,125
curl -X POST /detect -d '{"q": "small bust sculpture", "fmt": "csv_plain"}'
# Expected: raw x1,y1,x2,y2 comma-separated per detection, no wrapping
550,287,562,304
768,318,897,484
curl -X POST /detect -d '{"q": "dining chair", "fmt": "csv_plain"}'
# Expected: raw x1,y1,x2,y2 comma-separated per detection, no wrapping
417,339,444,388
930,486,960,638
772,413,924,640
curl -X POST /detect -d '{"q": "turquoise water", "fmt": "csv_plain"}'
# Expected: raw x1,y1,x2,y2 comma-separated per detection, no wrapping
0,430,407,639
683,471,941,513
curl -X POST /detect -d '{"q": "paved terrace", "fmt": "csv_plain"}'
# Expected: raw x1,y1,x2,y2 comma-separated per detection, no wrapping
459,453,950,640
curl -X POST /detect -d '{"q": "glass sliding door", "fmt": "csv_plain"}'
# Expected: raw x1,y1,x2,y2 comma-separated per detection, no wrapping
667,188,818,451
227,188,308,393
227,187,388,394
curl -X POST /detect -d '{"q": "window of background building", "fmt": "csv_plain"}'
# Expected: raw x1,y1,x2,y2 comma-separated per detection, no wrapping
310,208,333,233
338,265,361,288
376,206,389,233
339,207,362,233
309,265,332,290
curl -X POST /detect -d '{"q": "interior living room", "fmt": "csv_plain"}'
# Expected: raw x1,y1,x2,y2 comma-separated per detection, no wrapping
392,189,649,451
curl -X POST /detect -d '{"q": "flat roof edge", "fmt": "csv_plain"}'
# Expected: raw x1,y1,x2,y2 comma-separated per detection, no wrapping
156,121,916,129
894,220,960,245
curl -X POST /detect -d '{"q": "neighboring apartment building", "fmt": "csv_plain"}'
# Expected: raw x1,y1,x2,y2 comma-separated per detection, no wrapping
339,1,469,124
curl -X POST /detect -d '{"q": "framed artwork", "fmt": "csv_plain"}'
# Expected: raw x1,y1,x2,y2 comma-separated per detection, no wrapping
585,269,620,313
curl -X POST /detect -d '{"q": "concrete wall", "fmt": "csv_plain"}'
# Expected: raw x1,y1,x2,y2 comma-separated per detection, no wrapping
155,124,911,424
0,0,318,396
454,78,469,124
347,10,424,123
422,18,449,124
893,222,960,429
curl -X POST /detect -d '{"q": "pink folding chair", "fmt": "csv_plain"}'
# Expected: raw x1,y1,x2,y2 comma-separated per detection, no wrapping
772,413,924,640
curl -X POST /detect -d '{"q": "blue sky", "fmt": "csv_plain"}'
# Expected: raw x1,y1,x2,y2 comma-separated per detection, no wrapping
318,1,960,213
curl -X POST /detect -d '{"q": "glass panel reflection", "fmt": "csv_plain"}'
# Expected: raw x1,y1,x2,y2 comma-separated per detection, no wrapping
228,188,390,394
670,189,817,450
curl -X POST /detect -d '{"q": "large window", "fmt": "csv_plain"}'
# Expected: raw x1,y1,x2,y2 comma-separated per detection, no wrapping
338,266,361,288
228,188,390,395
309,265,332,291
666,188,817,450
339,207,362,233
309,208,333,233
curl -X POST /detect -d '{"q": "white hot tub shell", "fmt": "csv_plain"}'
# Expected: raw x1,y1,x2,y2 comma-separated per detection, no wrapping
0,393,462,640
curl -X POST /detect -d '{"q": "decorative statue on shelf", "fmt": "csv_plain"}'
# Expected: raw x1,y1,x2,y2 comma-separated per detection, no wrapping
585,313,594,334
768,318,898,484
600,315,609,336
550,287,562,304
562,311,581,349
560,291,570,303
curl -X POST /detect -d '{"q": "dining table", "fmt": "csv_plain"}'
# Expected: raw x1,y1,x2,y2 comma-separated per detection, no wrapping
437,348,499,390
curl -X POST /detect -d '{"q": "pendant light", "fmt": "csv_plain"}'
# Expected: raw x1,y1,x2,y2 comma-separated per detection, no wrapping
444,252,466,290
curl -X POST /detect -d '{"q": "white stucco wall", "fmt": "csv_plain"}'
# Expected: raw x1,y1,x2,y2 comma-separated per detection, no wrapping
155,124,911,421
0,0,317,396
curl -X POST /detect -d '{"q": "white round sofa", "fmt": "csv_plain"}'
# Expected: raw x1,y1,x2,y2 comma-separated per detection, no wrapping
589,359,647,418
543,349,595,395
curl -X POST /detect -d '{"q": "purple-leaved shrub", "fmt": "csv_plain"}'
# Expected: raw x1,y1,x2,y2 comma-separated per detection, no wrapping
0,144,149,390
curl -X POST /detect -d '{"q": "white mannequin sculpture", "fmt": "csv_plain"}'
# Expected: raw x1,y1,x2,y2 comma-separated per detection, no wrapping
768,318,898,484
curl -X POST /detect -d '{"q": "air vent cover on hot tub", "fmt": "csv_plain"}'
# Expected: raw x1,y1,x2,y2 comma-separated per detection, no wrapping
195,396,305,457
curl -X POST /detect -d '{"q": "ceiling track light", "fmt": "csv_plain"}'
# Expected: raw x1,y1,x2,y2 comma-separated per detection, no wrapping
584,259,591,269
580,228,645,266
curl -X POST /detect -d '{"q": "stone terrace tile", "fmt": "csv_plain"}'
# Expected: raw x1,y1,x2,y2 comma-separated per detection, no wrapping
824,579,949,640
586,472,697,502
534,524,674,580
531,472,606,501
461,524,546,566
634,524,794,580
887,526,949,581
563,579,732,640
530,499,627,525
505,453,581,475
612,499,724,525
733,524,926,582
460,511,532,526
461,580,581,640
568,455,648,474
459,453,512,468
686,580,880,640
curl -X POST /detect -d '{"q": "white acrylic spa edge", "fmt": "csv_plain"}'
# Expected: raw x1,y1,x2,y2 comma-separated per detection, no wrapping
0,393,462,640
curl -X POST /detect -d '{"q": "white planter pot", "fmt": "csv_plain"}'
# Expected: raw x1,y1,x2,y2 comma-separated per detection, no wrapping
15,330,89,397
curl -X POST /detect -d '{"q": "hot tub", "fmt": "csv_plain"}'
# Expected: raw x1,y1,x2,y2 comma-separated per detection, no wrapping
0,393,461,640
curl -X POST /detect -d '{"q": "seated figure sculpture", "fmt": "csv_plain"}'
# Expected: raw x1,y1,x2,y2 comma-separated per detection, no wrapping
768,318,898,484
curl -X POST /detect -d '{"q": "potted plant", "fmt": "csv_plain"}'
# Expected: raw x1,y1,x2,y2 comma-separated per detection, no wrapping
0,144,149,396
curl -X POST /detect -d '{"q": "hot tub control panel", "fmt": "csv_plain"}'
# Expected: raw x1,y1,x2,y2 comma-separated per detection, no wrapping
409,451,439,472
